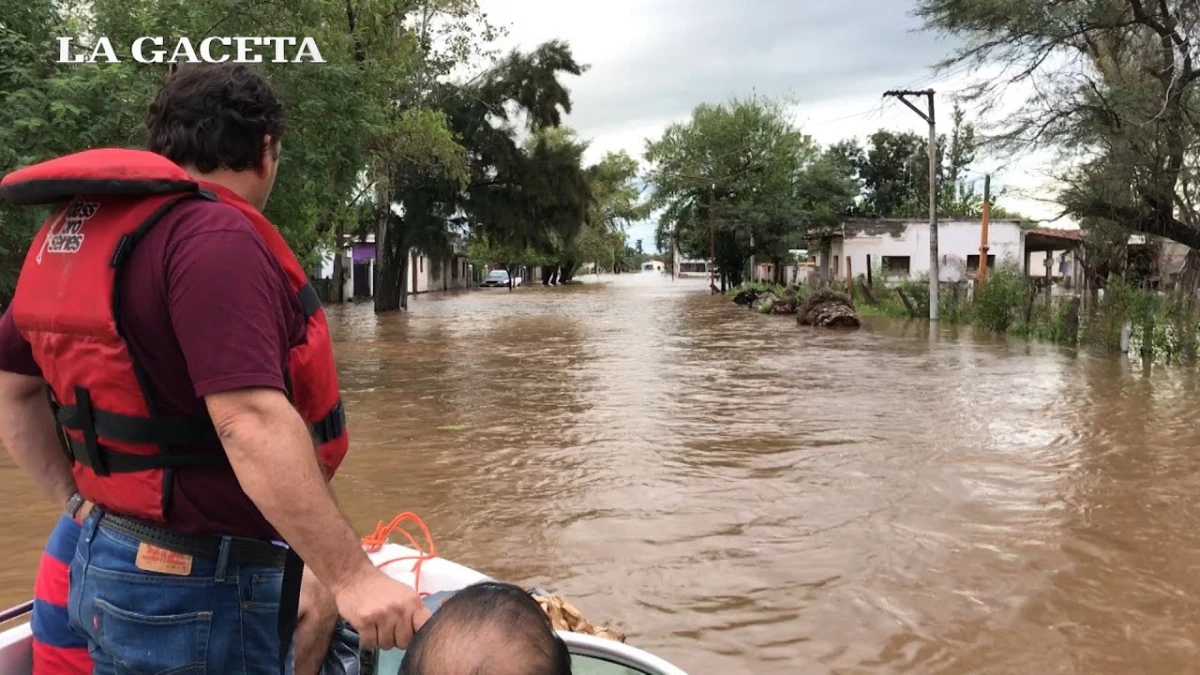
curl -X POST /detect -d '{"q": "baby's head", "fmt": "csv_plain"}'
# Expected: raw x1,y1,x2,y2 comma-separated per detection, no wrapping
400,582,572,675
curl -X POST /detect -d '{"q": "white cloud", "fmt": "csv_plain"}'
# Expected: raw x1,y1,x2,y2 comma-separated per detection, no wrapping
476,0,1075,252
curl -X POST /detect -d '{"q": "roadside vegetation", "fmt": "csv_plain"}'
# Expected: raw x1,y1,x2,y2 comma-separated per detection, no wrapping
0,0,647,311
731,266,1200,362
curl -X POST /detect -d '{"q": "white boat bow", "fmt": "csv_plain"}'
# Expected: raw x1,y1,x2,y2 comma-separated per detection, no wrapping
0,542,687,675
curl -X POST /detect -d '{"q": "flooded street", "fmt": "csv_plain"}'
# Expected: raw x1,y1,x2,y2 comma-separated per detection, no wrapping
5,274,1200,673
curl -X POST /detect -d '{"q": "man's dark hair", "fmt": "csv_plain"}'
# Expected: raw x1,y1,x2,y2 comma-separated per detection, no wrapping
146,63,286,173
401,582,572,675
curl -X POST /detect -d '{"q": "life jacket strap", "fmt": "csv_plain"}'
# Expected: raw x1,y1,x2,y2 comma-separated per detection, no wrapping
66,437,231,472
298,282,322,319
311,399,346,444
56,401,221,446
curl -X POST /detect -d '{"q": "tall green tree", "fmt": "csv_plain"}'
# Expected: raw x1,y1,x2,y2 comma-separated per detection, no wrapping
0,0,153,304
563,149,648,282
829,103,1008,219
380,38,586,304
646,95,854,289
0,0,392,306
916,0,1200,252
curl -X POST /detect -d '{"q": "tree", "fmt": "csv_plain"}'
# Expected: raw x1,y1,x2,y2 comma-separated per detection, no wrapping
829,103,1013,220
0,0,390,306
571,150,649,281
646,95,855,289
0,0,154,304
915,0,1200,253
338,0,487,312
382,39,587,304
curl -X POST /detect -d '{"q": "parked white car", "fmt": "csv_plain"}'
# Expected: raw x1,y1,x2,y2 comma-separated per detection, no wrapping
481,269,523,287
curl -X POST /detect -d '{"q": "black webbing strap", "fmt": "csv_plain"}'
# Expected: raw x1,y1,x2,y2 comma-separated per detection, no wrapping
298,283,322,319
45,389,73,462
311,399,346,444
278,549,304,674
55,403,220,446
66,437,229,472
73,386,107,476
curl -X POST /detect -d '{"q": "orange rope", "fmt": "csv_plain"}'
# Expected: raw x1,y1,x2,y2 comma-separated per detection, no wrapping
361,512,438,596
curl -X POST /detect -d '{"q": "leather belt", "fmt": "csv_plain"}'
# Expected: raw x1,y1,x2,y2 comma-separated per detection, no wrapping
66,493,287,569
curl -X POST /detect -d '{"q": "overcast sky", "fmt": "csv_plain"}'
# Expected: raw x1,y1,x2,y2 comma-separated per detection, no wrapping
476,0,1065,252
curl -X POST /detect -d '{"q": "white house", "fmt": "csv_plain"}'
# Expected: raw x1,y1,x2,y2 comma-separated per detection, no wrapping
672,244,710,278
817,219,1083,285
316,234,473,301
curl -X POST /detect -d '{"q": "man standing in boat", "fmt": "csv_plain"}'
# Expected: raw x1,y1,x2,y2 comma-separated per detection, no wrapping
0,63,430,673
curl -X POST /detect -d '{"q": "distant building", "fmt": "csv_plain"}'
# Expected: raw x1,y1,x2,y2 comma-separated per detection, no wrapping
641,260,665,272
315,234,473,301
814,219,1083,286
672,244,710,278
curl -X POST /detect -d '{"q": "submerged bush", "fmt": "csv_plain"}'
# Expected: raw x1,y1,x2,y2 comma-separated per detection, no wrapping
972,267,1028,333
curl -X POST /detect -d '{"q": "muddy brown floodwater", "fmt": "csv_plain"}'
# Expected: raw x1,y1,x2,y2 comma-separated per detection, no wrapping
4,274,1200,673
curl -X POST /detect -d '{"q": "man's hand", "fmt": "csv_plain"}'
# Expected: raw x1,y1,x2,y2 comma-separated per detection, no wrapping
207,388,383,615
331,567,431,650
0,372,75,506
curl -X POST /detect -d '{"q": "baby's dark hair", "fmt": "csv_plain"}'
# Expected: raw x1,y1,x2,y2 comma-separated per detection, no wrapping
400,582,572,675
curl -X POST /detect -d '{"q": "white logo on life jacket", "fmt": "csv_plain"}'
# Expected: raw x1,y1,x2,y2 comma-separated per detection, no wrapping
36,199,99,263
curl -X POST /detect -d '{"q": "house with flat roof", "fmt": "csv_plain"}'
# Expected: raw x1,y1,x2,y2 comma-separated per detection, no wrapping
813,219,1083,286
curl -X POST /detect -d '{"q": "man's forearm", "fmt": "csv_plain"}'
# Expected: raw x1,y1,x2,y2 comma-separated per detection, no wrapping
216,396,372,593
0,373,75,506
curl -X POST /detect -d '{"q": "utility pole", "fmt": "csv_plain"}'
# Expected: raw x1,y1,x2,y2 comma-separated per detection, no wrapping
978,174,991,284
884,89,939,322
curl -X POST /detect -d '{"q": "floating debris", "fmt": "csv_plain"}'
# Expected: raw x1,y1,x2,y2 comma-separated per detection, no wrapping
531,593,627,643
799,288,860,328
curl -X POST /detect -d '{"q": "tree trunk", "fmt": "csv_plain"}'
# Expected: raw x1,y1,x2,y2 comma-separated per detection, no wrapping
772,258,785,285
332,217,346,303
542,266,553,285
816,236,833,284
374,210,410,313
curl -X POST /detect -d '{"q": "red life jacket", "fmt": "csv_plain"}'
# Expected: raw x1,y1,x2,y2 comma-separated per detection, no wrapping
0,148,349,524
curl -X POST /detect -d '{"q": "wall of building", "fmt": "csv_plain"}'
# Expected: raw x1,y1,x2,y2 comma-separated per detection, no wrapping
753,262,816,285
830,220,1024,283
316,246,471,299
406,252,430,295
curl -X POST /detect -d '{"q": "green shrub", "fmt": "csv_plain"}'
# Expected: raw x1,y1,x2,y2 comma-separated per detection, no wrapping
972,267,1028,333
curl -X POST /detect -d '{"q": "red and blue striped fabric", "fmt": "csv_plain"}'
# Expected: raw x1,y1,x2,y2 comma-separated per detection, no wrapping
31,513,91,675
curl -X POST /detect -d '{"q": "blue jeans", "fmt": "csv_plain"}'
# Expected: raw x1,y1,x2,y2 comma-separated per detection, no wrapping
67,510,295,674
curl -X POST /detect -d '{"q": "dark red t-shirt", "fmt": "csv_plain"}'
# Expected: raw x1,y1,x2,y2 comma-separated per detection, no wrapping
0,196,306,540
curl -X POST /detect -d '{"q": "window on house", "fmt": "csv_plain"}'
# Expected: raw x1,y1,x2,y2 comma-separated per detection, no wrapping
967,254,996,271
881,256,911,276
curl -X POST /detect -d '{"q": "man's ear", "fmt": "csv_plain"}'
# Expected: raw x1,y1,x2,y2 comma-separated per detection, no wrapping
259,135,279,177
